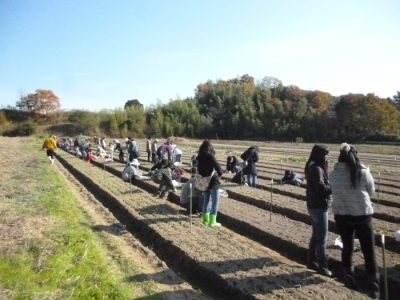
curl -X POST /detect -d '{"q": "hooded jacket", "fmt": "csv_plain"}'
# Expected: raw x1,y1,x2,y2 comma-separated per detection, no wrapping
241,146,259,175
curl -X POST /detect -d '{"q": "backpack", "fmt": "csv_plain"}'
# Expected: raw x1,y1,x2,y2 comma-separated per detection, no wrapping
151,169,164,184
129,144,141,158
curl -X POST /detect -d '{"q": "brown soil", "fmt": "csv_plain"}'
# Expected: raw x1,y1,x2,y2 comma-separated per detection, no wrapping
4,137,399,299
53,140,400,299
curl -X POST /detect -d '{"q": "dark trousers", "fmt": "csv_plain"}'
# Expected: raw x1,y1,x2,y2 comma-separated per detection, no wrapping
46,149,55,159
147,150,151,162
335,214,377,274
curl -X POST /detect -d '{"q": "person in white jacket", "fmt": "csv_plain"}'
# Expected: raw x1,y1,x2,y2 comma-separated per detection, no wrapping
330,143,379,299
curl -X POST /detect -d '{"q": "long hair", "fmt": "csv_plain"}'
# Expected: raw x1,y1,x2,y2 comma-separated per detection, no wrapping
198,139,215,155
304,144,329,176
338,143,362,188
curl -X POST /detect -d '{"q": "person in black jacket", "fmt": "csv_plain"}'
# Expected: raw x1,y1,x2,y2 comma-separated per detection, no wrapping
304,144,333,277
226,156,238,173
240,146,259,187
196,139,223,228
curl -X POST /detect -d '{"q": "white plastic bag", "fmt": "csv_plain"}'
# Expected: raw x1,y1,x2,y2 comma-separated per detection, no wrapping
395,229,400,242
334,236,361,251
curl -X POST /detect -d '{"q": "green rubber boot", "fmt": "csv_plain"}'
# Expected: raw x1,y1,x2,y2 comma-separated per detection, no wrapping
202,212,210,225
208,214,221,228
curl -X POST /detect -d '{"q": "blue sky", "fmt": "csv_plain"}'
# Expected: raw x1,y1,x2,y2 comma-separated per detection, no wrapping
1,0,399,111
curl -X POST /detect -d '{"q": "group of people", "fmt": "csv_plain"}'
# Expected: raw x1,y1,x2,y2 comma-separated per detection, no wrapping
305,143,379,298
45,132,381,298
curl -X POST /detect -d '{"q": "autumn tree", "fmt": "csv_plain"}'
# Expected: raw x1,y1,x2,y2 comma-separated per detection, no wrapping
392,91,400,111
124,99,143,110
335,93,399,141
16,89,60,121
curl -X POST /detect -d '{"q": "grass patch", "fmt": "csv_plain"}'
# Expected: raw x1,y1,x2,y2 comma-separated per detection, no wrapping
0,144,159,300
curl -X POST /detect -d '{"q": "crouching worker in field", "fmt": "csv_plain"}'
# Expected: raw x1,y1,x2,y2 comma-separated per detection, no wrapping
226,155,240,173
150,159,177,199
281,170,303,186
122,159,149,182
84,149,97,162
180,177,203,215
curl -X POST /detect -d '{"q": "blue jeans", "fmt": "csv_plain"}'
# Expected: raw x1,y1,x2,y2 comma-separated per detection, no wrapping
308,208,328,259
247,174,257,187
202,188,220,215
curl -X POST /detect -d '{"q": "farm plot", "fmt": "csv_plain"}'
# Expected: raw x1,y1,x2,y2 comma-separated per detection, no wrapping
58,147,400,299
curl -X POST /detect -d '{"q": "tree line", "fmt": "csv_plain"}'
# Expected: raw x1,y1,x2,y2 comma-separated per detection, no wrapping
1,75,399,143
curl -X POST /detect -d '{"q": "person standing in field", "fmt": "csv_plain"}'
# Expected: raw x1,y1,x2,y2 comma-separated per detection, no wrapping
196,139,223,227
241,146,259,187
146,137,152,163
304,144,333,277
330,143,379,298
151,139,158,163
42,134,57,164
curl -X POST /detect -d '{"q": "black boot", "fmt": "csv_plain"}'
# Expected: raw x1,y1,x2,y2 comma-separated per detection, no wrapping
317,255,332,277
307,252,319,271
343,267,358,290
367,273,380,299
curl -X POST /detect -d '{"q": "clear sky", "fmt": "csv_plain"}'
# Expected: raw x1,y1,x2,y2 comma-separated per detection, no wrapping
1,0,399,111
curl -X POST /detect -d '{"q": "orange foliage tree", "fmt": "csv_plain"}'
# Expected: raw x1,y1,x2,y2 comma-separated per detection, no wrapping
16,89,60,121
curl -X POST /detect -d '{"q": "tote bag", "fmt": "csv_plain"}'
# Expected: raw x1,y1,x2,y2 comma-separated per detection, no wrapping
195,171,215,192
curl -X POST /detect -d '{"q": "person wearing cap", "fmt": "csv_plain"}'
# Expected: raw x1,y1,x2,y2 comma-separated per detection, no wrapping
114,139,122,152
42,134,57,164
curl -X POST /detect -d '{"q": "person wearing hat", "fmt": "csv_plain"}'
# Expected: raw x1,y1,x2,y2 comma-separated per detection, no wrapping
121,159,148,181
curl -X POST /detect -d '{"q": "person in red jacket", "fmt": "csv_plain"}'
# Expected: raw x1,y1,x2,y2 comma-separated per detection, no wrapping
84,149,97,162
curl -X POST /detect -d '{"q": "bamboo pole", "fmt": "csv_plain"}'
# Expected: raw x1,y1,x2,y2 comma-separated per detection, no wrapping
382,234,388,300
270,179,273,221
189,183,193,233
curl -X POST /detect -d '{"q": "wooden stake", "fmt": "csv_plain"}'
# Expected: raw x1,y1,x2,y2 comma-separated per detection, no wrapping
382,234,388,300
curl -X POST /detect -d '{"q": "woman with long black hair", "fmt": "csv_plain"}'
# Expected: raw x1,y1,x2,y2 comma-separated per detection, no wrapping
330,143,379,298
304,144,332,276
196,140,223,227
